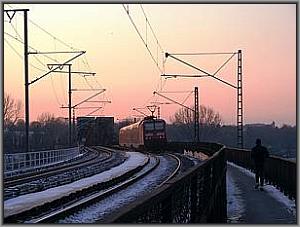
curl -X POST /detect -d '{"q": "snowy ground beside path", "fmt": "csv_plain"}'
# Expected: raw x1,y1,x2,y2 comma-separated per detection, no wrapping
226,168,245,223
227,162,296,218
4,152,147,218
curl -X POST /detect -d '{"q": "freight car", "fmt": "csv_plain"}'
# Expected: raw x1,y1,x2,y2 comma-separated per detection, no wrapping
119,116,167,151
77,117,114,146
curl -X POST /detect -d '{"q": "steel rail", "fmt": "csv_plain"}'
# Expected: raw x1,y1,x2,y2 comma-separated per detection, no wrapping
157,153,181,187
26,155,159,223
4,147,111,187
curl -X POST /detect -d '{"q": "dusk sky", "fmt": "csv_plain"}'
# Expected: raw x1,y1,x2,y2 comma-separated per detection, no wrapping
4,4,296,126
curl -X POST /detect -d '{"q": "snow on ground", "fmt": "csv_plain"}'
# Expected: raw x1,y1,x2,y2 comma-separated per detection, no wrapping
4,152,147,218
227,162,296,217
59,155,177,223
226,168,245,223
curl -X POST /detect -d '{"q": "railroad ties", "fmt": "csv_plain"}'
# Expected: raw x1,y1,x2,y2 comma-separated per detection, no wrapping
4,146,198,224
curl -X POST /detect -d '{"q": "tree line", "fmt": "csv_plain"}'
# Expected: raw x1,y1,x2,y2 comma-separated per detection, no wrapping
4,93,296,158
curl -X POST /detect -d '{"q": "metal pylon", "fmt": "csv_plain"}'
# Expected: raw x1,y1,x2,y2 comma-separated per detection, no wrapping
237,50,243,148
194,87,199,143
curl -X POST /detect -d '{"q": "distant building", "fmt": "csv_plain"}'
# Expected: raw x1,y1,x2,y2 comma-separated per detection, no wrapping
244,121,276,130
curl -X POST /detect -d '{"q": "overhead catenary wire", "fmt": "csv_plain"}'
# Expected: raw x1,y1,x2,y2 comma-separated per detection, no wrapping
10,22,50,68
122,4,164,74
5,6,104,112
4,32,59,63
50,74,63,106
5,20,66,106
4,36,62,106
122,4,170,112
213,52,236,76
5,5,110,117
181,90,194,105
139,5,164,54
4,38,45,72
168,52,237,56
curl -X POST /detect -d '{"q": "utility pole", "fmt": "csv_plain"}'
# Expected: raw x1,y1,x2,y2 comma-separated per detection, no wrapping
194,87,199,143
237,50,243,148
157,106,160,119
162,51,243,148
24,10,29,152
73,108,76,144
68,64,72,146
4,9,30,152
5,9,86,151
48,63,72,146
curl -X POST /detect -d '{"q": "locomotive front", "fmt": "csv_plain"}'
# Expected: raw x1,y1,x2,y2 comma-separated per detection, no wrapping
119,117,167,151
143,118,167,150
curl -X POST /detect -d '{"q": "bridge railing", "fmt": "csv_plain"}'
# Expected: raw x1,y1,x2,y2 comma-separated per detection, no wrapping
107,142,227,223
225,147,296,200
4,147,80,178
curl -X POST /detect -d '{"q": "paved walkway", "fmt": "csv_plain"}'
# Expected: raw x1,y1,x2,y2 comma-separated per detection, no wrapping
227,163,296,224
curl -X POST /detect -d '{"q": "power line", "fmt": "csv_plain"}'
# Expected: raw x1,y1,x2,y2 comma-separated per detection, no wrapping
50,74,63,106
4,32,59,63
123,4,169,110
4,38,45,72
169,52,237,56
139,5,164,54
122,4,164,74
29,19,77,51
10,22,49,68
181,91,194,105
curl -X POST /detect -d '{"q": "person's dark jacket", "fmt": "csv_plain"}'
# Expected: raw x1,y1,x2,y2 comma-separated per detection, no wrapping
251,145,269,166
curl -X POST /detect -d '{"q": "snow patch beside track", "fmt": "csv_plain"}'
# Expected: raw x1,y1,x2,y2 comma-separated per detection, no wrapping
4,152,147,218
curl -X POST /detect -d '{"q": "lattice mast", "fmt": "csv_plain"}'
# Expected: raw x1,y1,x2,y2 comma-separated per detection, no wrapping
237,50,243,148
194,87,199,143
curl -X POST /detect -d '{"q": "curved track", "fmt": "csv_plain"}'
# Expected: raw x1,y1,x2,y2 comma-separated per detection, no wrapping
28,155,158,223
4,147,126,200
4,152,154,223
157,153,181,187
4,150,186,224
4,147,101,187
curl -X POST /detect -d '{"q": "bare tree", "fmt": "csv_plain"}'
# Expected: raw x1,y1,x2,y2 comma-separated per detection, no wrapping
35,112,68,149
170,105,222,126
169,105,222,141
37,112,56,126
4,93,22,128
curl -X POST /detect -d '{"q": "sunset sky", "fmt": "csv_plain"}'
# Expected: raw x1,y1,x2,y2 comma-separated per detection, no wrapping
3,4,296,126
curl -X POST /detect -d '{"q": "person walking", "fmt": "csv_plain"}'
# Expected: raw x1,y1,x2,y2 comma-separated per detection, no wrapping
251,138,269,191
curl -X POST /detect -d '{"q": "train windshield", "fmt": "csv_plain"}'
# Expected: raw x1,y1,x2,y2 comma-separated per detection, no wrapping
155,122,164,130
144,121,164,131
144,122,154,131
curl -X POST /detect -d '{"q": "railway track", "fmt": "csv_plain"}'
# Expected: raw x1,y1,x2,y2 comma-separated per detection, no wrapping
57,153,182,223
4,147,126,200
4,150,184,224
28,155,158,223
4,147,100,187
157,153,181,187
4,152,155,223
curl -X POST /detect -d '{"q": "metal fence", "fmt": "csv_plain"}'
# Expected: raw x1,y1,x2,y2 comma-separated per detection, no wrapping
225,147,296,200
107,142,227,223
4,147,80,177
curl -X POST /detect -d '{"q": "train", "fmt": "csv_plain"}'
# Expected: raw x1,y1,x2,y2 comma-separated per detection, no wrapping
119,116,167,151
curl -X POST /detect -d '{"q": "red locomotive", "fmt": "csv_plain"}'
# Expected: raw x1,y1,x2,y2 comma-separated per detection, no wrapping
119,116,167,151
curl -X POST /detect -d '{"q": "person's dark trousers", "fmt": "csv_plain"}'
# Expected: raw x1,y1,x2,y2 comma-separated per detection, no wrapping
255,164,264,186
